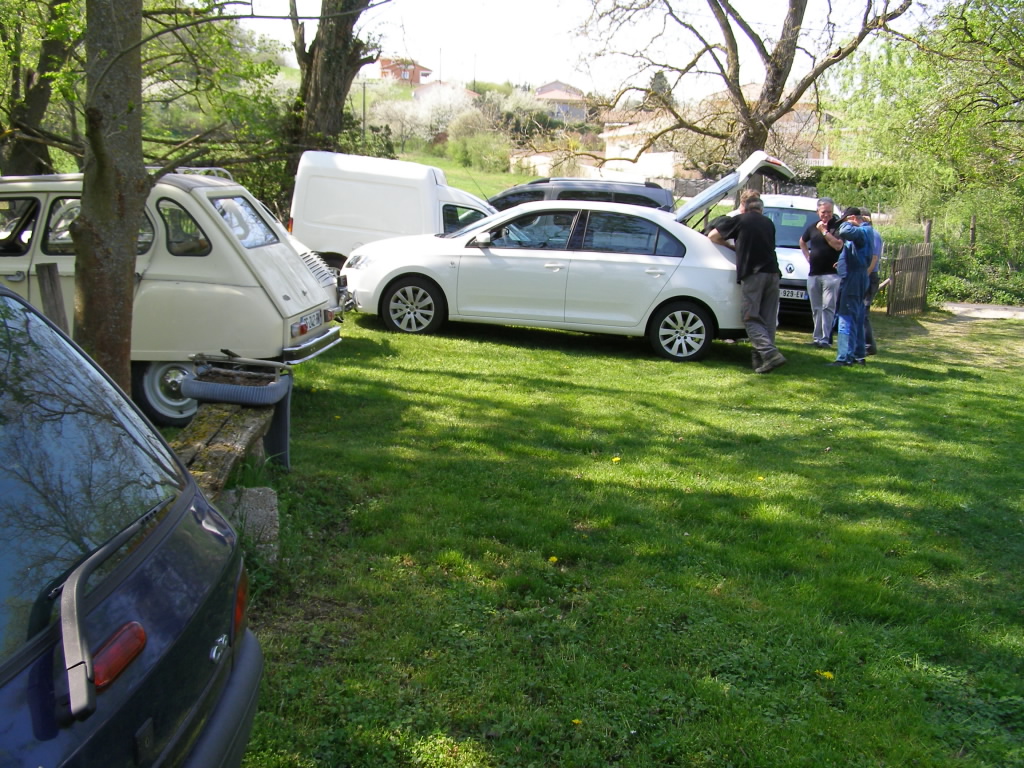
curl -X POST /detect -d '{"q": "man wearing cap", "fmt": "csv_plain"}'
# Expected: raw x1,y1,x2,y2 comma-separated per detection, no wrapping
830,207,872,366
709,197,787,374
860,209,883,355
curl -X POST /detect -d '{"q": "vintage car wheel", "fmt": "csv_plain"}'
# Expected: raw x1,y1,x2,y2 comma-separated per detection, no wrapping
132,361,198,427
647,301,714,361
381,276,447,334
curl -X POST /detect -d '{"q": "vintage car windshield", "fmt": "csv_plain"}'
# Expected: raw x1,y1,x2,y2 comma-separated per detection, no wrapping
0,295,185,661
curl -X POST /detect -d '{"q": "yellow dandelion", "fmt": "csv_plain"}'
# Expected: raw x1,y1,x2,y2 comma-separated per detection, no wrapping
549,556,558,563
815,670,835,680
571,719,582,726
612,456,621,463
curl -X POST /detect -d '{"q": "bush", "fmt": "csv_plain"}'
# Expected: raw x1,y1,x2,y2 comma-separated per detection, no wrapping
447,131,512,172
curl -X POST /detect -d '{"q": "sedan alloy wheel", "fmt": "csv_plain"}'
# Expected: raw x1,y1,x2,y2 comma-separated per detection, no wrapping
648,301,713,361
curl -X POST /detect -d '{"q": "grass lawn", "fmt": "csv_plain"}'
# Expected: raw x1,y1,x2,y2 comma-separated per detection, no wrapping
241,308,1024,768
397,151,535,200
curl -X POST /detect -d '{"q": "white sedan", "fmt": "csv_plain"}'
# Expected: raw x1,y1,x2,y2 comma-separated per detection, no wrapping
342,152,795,361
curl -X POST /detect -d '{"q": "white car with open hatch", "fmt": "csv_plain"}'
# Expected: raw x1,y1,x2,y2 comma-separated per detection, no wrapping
341,152,795,361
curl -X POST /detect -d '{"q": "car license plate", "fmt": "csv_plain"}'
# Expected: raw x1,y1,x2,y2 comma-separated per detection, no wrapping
780,289,808,300
300,310,323,331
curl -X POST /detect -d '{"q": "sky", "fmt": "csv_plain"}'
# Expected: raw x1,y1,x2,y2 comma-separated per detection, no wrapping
244,0,605,91
241,1,931,96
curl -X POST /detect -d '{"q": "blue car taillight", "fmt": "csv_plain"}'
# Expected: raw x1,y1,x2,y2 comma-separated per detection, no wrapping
232,565,250,644
93,621,147,691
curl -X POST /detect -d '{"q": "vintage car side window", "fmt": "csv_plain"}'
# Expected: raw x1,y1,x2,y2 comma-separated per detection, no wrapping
43,197,155,256
0,198,40,256
0,295,184,655
581,211,678,256
442,204,488,233
158,199,212,256
212,196,278,250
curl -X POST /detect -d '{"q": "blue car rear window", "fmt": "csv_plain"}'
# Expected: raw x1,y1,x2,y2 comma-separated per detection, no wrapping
0,296,185,661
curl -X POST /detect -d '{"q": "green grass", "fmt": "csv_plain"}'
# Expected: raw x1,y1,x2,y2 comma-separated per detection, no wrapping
399,151,535,200
242,310,1024,768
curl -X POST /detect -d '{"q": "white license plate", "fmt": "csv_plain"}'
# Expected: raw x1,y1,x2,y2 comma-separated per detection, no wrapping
780,289,808,300
300,310,323,331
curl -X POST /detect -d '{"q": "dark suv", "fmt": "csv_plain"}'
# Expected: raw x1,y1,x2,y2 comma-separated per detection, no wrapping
0,287,262,766
489,177,675,212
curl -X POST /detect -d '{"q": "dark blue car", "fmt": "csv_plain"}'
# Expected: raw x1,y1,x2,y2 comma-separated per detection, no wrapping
0,287,262,766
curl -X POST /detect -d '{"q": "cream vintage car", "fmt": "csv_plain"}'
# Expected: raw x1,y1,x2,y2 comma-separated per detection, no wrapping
0,172,343,425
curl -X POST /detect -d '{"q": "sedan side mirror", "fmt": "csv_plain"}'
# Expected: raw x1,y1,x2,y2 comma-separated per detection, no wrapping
473,231,492,247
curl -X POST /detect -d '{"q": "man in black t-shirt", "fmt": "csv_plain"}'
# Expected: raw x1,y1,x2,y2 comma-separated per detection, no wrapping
709,198,786,374
798,197,843,347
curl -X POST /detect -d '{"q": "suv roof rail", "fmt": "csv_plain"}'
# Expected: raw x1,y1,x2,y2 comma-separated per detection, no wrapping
535,177,664,189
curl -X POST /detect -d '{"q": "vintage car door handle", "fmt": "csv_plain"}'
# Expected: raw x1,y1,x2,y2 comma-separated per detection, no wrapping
2,270,26,282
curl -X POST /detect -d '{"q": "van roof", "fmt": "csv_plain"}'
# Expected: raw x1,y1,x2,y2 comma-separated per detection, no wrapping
298,151,446,185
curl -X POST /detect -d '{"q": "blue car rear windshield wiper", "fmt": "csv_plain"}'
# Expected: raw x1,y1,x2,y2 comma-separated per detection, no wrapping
54,505,163,720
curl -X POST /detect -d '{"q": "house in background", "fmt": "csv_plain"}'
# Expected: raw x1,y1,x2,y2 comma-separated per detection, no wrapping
377,57,433,86
535,81,588,122
413,81,479,102
598,84,834,178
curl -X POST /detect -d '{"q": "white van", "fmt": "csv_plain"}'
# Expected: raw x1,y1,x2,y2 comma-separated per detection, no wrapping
289,151,496,269
0,172,343,425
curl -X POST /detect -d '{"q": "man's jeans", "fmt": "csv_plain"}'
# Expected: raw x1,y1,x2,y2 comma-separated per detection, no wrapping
741,271,781,358
807,273,841,344
835,270,869,362
864,272,880,352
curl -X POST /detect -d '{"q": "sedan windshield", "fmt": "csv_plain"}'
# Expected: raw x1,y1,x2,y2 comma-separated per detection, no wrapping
0,296,185,660
440,209,506,239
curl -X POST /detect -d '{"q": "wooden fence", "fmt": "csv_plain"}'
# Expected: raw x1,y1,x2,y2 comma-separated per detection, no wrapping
883,243,934,316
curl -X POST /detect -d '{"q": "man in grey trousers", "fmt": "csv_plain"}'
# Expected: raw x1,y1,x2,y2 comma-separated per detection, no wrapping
709,198,786,374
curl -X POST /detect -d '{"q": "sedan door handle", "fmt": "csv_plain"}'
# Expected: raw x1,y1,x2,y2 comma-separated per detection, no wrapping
544,263,566,272
645,268,667,277
3,270,26,282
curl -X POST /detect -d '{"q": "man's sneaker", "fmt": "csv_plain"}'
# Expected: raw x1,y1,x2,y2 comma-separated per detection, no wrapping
755,351,787,374
826,360,853,367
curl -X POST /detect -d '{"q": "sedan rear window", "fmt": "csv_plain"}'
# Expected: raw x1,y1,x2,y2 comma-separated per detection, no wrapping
0,296,185,661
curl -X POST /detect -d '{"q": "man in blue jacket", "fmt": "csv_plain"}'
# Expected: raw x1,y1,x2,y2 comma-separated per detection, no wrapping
829,207,872,366
860,210,883,355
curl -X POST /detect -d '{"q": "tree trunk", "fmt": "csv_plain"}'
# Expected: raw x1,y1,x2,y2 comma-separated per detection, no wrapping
71,0,150,392
290,0,378,153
